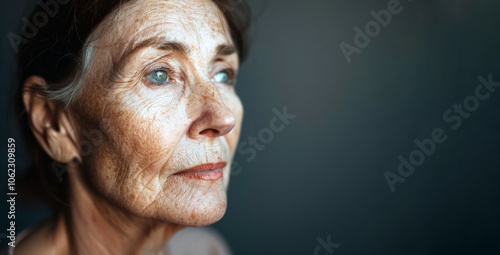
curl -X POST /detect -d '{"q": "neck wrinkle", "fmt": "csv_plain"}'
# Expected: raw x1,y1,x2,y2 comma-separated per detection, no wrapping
56,168,184,255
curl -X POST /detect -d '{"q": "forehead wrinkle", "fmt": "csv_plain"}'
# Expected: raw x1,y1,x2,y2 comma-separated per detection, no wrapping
111,16,230,67
90,0,237,91
97,0,233,55
93,0,231,48
119,36,191,64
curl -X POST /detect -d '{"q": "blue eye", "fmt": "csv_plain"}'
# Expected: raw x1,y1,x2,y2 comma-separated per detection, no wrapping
212,70,232,84
146,70,169,85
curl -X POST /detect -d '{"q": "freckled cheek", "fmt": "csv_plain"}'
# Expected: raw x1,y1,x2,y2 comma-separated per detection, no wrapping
102,101,190,169
132,115,187,156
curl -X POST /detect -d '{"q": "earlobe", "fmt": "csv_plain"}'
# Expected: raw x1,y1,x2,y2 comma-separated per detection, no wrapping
23,76,80,163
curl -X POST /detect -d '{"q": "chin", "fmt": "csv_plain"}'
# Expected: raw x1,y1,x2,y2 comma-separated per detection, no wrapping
112,181,228,227
184,202,227,227
158,191,228,227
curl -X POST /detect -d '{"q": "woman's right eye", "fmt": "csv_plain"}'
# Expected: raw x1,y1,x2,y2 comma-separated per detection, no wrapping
145,69,170,85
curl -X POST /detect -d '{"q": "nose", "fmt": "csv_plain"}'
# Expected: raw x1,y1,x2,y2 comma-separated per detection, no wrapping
187,84,236,140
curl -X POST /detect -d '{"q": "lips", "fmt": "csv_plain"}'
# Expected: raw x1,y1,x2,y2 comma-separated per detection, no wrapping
174,162,226,181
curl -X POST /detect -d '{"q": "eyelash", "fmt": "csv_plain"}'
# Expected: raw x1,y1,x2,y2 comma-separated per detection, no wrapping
157,65,173,73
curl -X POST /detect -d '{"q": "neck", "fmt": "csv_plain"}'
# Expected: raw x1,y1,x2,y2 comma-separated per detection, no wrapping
51,171,184,255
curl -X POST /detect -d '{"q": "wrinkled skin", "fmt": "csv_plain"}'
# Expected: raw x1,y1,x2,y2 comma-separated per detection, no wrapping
18,0,242,254
77,0,241,227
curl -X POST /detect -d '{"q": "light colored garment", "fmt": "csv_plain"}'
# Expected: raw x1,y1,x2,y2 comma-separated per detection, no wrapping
1,227,231,255
167,227,232,255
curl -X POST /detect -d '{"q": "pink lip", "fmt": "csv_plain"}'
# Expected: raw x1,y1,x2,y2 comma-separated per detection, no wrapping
174,162,226,181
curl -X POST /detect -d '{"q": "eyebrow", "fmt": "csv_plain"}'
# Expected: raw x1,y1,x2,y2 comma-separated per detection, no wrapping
119,36,237,63
119,37,190,62
215,44,237,56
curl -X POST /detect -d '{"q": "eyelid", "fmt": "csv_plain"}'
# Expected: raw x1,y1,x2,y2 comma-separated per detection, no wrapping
217,68,234,77
212,62,237,78
149,65,174,75
142,54,180,78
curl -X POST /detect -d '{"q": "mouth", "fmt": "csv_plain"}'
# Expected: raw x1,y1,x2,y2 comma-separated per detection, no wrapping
174,162,226,181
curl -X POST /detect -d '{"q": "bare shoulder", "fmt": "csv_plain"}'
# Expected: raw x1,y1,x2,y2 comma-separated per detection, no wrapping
167,227,232,255
7,223,45,255
10,217,67,255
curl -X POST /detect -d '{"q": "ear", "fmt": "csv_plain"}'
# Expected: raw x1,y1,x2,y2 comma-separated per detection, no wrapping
22,76,81,163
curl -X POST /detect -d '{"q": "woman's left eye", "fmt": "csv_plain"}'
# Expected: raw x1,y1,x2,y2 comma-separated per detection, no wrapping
145,69,170,85
212,70,233,85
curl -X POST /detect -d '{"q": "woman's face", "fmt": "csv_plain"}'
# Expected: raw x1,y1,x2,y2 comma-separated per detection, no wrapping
72,0,242,226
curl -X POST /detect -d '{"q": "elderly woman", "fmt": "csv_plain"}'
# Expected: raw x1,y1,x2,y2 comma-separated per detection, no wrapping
8,0,250,254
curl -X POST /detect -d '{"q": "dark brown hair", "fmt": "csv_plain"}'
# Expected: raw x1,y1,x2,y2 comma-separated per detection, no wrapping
16,0,251,208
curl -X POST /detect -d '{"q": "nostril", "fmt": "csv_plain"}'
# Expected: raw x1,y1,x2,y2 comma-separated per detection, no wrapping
186,90,236,139
199,128,220,136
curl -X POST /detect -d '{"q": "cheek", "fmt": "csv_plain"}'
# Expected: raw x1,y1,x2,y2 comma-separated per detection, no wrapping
107,93,185,162
77,81,239,224
86,88,190,203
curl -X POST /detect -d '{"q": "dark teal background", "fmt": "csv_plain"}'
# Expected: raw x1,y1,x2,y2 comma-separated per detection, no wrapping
2,0,500,254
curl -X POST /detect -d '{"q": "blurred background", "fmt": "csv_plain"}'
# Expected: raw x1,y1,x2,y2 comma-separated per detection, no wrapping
2,0,500,254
